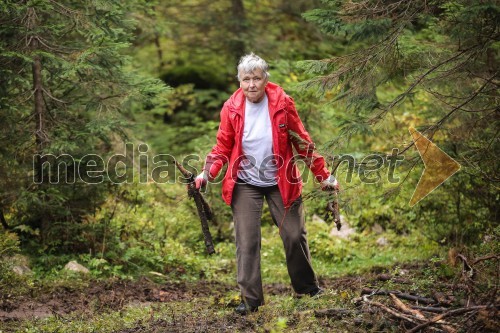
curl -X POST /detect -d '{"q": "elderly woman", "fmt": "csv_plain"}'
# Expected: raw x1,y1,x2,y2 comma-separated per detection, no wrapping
196,53,338,315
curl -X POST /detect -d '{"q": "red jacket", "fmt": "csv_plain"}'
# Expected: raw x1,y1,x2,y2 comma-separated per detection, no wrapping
204,82,330,208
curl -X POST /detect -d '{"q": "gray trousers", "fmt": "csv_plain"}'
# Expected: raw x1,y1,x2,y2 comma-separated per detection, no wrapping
231,181,319,306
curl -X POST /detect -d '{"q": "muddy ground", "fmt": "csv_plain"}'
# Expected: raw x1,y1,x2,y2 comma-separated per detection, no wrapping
0,278,227,320
0,262,497,332
0,274,366,331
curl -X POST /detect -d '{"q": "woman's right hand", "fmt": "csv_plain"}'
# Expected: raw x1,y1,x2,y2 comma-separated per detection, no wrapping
194,172,208,189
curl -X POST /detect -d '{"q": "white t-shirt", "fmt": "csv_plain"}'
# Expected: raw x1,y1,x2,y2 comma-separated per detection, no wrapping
238,94,278,186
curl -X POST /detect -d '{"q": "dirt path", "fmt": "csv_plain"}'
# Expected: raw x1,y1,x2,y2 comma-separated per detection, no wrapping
0,275,364,323
2,261,496,332
0,278,230,321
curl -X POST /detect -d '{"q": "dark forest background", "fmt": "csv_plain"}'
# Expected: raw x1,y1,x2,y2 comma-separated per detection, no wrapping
0,1,498,332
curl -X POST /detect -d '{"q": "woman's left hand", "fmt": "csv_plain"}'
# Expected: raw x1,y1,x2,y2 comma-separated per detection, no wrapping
320,175,340,191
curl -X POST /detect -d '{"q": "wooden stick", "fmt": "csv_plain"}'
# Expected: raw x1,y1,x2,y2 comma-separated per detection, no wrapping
314,308,359,318
407,306,489,333
390,293,427,320
472,254,498,265
175,161,215,255
432,291,451,305
361,288,436,305
390,294,456,333
363,297,419,324
411,306,448,313
456,254,473,277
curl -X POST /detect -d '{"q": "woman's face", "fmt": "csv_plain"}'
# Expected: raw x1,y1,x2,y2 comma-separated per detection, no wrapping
239,69,268,103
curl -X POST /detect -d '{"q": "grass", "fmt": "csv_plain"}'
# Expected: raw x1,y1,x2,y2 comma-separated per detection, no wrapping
0,222,445,333
7,291,379,332
4,233,496,332
1,181,452,332
9,258,465,333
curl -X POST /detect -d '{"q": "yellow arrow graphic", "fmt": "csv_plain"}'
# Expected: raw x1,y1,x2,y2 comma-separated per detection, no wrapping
409,127,461,206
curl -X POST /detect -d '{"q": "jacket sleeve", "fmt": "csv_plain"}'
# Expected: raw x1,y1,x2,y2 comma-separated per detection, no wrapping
286,96,330,182
203,104,234,178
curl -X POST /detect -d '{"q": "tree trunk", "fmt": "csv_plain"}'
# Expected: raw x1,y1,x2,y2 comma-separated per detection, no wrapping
26,7,46,184
33,51,45,184
28,7,49,241
153,32,165,70
151,6,165,71
230,0,247,63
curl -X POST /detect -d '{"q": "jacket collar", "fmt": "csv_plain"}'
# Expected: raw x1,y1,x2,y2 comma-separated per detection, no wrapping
226,82,287,117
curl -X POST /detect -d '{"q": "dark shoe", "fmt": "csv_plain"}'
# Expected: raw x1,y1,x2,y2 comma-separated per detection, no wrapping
234,302,259,315
308,287,324,297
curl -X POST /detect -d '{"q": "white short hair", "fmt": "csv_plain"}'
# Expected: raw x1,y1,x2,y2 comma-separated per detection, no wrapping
237,53,270,81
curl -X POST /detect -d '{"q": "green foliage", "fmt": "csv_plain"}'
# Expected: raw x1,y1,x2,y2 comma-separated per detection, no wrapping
0,230,32,296
0,1,497,331
0,229,20,257
0,6,496,333
160,65,229,91
0,0,168,249
299,0,499,245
